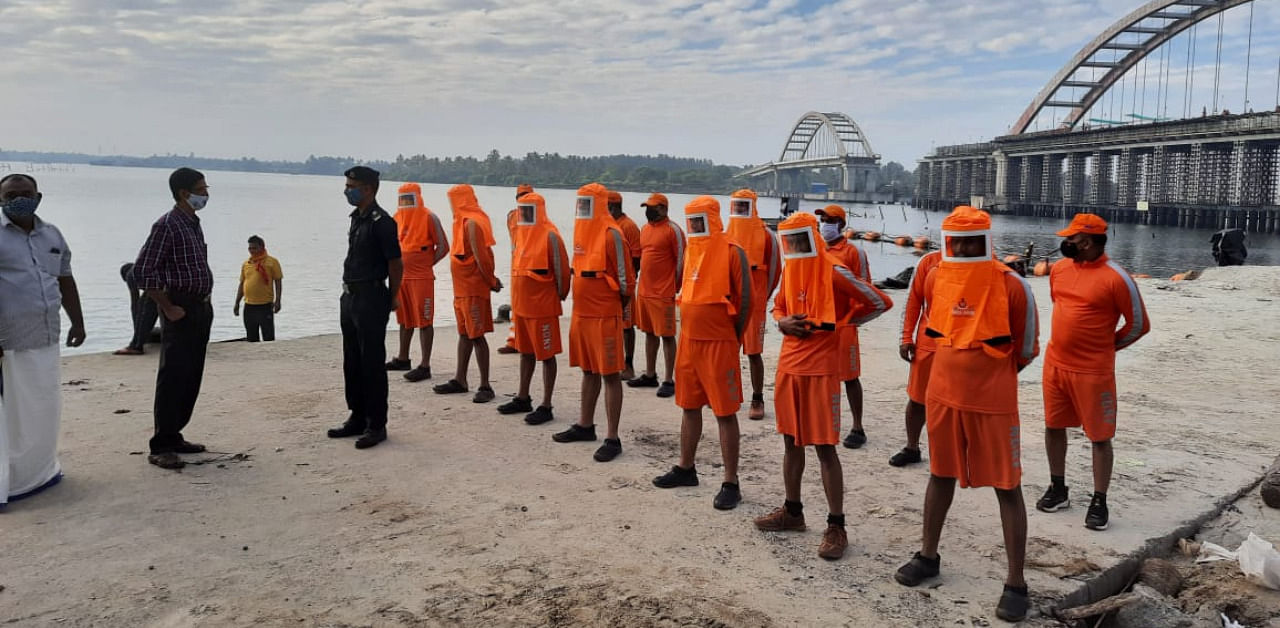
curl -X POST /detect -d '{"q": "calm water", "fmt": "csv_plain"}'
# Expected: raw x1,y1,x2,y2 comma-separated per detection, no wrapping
9,162,1279,355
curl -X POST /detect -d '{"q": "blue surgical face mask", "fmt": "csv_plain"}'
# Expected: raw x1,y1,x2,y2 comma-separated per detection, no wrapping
1,195,40,220
345,188,364,206
186,193,208,211
820,221,842,242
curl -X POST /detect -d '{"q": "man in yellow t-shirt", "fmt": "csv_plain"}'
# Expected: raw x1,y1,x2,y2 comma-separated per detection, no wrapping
233,235,284,342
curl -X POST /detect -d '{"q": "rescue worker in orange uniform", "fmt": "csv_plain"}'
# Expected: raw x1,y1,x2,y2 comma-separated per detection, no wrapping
627,193,684,398
1036,213,1149,532
892,249,943,467
608,191,642,381
433,184,502,403
725,189,781,421
815,205,877,450
553,183,633,462
497,192,571,425
893,206,1038,623
754,213,892,561
652,197,752,510
386,183,449,382
499,183,535,355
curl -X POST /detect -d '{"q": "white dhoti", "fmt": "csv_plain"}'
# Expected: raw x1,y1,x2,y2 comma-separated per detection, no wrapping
1,343,63,505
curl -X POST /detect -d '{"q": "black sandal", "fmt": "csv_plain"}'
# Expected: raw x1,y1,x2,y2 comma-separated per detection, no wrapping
432,379,468,394
894,551,941,587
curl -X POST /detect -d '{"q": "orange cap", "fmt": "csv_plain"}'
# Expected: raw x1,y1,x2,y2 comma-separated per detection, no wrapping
815,205,846,222
516,183,534,196
607,191,622,204
1056,213,1108,236
641,193,668,208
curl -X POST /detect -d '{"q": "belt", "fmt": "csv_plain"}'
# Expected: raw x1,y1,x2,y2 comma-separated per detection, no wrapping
576,271,598,278
530,269,549,275
342,280,386,294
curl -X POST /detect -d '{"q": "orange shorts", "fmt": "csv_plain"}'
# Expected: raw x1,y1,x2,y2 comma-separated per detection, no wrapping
634,295,677,337
1043,364,1118,442
674,338,743,416
906,349,936,405
838,325,861,381
395,278,434,328
926,403,1022,490
514,316,562,361
774,372,842,447
569,315,624,375
453,295,493,340
742,304,768,356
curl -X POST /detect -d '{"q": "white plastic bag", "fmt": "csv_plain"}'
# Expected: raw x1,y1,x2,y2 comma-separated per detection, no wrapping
1196,540,1237,563
1237,533,1280,591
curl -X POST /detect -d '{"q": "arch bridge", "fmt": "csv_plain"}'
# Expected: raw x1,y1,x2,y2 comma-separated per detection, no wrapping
738,111,885,201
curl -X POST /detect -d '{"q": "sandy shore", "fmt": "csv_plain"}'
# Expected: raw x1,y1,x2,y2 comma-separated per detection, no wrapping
3,265,1279,627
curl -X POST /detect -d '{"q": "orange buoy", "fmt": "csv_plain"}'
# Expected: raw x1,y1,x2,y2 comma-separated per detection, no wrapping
1170,273,1185,281
863,231,881,242
1033,260,1053,276
912,236,929,249
894,236,910,247
1002,254,1021,264
1132,273,1151,279
843,229,855,240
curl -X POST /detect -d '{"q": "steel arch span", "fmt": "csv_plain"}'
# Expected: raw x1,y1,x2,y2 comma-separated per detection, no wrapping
779,111,879,161
1012,0,1254,135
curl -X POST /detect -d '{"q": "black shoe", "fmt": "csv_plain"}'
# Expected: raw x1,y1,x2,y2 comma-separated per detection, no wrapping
1036,484,1070,513
842,429,867,449
173,440,206,454
626,374,659,388
1085,494,1109,530
652,465,698,488
327,421,366,438
385,358,411,371
889,447,922,467
498,396,534,415
894,552,941,587
355,429,387,449
472,386,496,403
713,483,742,510
147,452,186,470
656,380,675,398
524,406,554,425
594,438,622,462
552,423,597,443
403,366,431,382
995,584,1030,622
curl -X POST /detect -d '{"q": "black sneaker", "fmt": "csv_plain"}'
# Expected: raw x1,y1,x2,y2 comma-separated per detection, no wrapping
497,396,534,415
385,358,411,371
652,465,699,488
403,366,431,382
552,423,597,443
713,483,742,510
354,429,387,449
524,405,554,425
594,438,622,462
473,386,496,403
1085,494,1109,530
627,374,659,388
656,380,675,398
894,552,941,587
1036,484,1070,513
842,429,867,449
888,447,922,467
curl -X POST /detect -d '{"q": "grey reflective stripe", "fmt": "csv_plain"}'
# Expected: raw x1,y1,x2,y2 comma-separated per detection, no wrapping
1107,260,1147,348
549,231,565,295
857,247,871,282
766,229,781,295
734,245,751,336
611,230,628,295
836,265,888,325
1009,270,1038,361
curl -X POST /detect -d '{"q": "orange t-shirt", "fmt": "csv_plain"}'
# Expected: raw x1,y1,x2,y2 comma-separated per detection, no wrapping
899,251,943,349
773,265,892,376
398,209,446,281
616,214,642,271
638,218,685,299
1045,254,1150,375
826,239,871,283
749,231,782,310
450,219,497,298
925,270,1039,414
680,243,751,342
512,230,570,318
572,229,632,319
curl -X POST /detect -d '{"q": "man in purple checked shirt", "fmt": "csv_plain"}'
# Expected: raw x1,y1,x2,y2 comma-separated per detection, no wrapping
133,168,215,471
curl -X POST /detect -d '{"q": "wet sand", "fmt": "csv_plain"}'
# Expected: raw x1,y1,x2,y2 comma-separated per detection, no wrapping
2,265,1279,627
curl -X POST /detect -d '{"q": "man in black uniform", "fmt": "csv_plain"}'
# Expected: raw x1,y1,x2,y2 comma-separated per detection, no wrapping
326,166,403,449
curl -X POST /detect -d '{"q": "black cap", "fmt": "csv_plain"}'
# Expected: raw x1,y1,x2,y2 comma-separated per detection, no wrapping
344,166,380,185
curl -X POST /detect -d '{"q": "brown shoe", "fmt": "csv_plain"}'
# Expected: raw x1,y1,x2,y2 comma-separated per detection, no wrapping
748,399,765,421
754,506,806,532
818,525,848,560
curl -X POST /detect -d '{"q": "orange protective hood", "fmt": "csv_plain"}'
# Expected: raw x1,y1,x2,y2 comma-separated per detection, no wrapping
447,184,495,257
512,192,560,275
777,212,837,328
395,183,435,252
928,206,1012,355
680,196,733,310
727,188,767,268
572,182,617,274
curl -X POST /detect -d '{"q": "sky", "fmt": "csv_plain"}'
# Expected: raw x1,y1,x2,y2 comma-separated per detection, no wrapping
2,0,1279,167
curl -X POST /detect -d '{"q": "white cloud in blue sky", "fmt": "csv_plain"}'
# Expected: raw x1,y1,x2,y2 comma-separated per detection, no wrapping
1,0,1278,166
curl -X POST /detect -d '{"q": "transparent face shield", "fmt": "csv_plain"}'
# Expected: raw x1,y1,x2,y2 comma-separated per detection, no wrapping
729,198,754,219
778,226,819,259
575,196,594,220
686,213,710,238
941,230,994,263
517,203,537,226
398,193,418,208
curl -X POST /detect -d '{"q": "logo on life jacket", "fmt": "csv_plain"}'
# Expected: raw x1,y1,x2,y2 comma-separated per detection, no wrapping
952,298,975,317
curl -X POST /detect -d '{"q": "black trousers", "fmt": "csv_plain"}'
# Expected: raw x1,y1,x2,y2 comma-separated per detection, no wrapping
341,285,391,432
129,297,159,350
151,293,213,454
243,303,276,342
